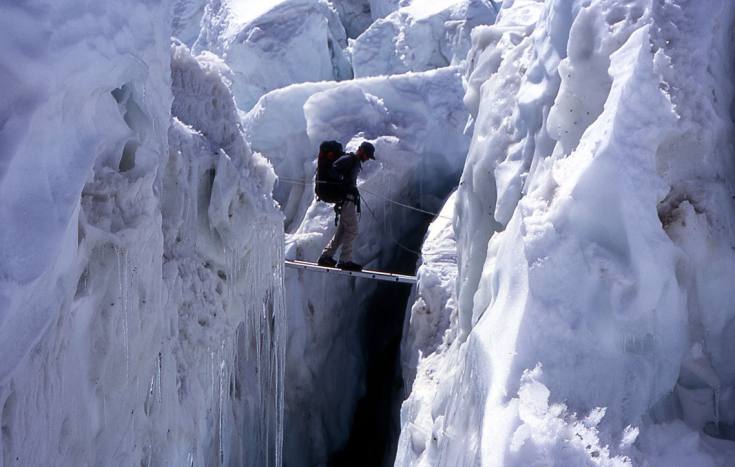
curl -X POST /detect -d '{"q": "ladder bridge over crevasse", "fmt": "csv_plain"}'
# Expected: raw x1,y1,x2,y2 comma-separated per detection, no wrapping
284,260,417,284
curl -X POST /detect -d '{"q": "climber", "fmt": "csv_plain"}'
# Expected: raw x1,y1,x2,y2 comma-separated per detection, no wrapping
317,141,376,271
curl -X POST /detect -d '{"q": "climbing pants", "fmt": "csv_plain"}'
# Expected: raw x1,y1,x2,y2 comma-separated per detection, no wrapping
322,200,359,262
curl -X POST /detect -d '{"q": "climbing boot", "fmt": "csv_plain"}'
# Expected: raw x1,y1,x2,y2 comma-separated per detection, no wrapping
337,261,363,272
317,255,337,268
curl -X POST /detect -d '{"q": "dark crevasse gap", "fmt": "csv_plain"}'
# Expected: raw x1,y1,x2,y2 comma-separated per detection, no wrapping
328,229,425,467
327,191,444,467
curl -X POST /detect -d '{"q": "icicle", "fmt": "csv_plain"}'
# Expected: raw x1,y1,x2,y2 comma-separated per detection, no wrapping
190,156,199,248
116,246,130,383
714,385,721,428
218,350,225,467
222,215,285,466
157,352,163,407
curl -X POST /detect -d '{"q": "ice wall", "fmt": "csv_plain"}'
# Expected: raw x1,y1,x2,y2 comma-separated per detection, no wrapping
396,0,735,465
194,0,352,111
0,3,285,466
167,42,287,467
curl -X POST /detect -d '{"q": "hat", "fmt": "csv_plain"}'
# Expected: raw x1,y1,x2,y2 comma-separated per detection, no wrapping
359,141,376,160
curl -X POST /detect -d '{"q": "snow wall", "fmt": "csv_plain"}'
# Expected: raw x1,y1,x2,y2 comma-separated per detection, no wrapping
397,0,735,466
0,3,285,466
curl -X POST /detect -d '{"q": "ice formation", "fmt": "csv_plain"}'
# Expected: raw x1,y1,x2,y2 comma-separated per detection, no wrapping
328,0,375,38
0,3,285,466
193,0,353,111
351,0,497,77
172,0,207,46
396,0,735,465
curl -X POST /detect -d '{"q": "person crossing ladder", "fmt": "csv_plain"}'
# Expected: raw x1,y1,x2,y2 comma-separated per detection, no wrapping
315,140,376,271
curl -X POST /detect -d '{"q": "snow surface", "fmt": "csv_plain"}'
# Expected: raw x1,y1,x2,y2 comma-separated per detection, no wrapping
0,3,285,465
396,0,735,465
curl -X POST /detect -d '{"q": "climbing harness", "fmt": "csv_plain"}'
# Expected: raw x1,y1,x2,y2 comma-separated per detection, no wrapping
333,191,361,226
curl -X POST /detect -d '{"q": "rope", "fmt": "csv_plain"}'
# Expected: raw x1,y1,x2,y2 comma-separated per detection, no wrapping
360,187,452,220
276,177,452,220
276,176,455,258
360,197,423,257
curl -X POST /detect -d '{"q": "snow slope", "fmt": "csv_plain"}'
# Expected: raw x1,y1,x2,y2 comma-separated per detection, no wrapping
396,0,735,465
0,3,285,465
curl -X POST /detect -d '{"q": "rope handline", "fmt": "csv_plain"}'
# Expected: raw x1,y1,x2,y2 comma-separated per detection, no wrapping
276,176,456,258
360,197,423,257
276,177,453,220
278,177,452,257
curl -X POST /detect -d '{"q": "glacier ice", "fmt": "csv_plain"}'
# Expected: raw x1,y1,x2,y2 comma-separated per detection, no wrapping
329,0,375,38
173,0,209,45
243,66,473,229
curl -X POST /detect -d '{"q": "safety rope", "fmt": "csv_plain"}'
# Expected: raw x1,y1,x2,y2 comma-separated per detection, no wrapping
360,196,423,257
276,176,455,258
276,177,452,220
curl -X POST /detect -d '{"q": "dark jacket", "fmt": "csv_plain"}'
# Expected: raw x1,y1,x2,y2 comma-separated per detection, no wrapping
332,153,362,194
